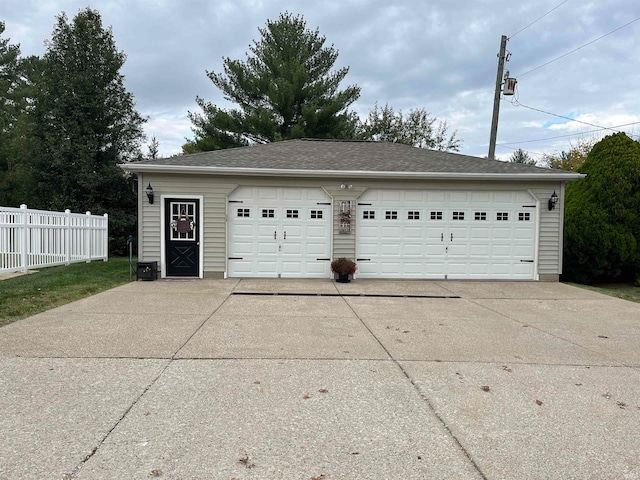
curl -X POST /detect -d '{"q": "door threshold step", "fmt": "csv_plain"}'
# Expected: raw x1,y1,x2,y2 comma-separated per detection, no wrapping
231,292,461,299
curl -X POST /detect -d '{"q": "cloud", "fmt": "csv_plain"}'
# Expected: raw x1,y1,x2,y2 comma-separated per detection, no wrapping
2,0,640,157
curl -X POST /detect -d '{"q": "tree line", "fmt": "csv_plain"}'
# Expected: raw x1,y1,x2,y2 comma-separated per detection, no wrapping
0,11,143,254
1,9,638,283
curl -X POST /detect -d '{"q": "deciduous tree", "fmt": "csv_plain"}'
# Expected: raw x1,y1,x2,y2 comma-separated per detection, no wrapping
542,138,595,171
359,103,461,151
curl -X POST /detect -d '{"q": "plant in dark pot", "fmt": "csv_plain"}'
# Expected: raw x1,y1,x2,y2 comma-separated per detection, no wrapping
331,257,357,283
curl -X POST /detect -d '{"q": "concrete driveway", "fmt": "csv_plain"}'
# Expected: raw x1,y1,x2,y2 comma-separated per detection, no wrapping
0,279,639,479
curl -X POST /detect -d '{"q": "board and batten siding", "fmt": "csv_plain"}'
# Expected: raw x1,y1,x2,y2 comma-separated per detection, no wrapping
323,186,364,260
137,173,568,280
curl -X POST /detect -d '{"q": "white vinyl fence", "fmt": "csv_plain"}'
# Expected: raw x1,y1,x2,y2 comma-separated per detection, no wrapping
0,204,108,274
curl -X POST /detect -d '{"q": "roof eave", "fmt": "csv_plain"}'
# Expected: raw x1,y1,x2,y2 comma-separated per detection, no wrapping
119,163,585,181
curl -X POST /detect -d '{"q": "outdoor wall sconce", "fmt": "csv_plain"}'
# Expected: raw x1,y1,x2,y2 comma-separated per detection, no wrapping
548,190,558,211
145,183,154,204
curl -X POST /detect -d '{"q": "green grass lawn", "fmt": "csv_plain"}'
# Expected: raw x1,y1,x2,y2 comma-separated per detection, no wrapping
568,282,640,303
0,257,135,328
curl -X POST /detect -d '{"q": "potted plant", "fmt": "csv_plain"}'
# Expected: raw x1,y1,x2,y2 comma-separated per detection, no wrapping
331,257,357,283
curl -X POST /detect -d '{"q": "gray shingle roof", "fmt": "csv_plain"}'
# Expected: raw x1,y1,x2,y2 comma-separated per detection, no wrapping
127,139,577,177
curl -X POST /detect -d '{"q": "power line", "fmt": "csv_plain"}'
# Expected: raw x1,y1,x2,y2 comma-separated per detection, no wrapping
508,0,571,40
499,121,640,146
516,15,640,78
504,98,640,139
500,131,597,145
496,144,547,158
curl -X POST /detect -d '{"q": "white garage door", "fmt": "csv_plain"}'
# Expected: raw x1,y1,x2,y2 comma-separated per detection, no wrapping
356,189,538,280
227,187,332,278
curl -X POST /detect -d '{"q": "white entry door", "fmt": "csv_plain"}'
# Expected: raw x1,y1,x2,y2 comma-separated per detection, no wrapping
227,187,332,278
356,189,538,280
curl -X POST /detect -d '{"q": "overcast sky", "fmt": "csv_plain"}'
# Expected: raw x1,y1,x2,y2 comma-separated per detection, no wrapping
3,0,640,161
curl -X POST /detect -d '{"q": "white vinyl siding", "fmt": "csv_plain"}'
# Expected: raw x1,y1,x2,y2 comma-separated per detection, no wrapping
531,185,563,276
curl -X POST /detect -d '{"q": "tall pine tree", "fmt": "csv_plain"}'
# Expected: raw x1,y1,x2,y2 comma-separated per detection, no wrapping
185,12,360,152
30,8,145,253
0,22,35,206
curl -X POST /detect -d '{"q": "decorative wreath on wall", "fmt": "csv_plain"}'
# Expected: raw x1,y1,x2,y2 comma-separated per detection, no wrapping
339,210,351,222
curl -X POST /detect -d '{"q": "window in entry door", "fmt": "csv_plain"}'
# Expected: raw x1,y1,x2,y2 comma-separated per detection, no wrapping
170,202,196,241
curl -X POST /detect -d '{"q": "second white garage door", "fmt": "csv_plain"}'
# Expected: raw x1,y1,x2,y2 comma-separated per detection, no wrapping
356,189,538,280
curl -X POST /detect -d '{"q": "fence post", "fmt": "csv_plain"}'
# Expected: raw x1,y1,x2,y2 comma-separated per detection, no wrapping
85,211,91,262
20,204,28,273
65,209,71,265
103,213,109,261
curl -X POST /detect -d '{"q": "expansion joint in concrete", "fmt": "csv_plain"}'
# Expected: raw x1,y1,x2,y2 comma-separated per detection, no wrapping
66,358,172,478
338,293,489,480
68,295,235,477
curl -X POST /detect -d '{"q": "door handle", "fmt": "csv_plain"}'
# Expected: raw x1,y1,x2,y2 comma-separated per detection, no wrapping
284,231,287,240
274,230,277,240
441,233,443,242
451,233,453,241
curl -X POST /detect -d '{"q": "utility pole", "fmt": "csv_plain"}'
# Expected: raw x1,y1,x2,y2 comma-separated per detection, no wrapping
488,35,508,160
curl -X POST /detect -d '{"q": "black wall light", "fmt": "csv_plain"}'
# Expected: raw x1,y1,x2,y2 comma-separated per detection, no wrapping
548,190,558,211
145,183,154,204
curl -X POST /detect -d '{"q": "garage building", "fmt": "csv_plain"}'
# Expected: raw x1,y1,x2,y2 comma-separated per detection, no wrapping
121,139,582,281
